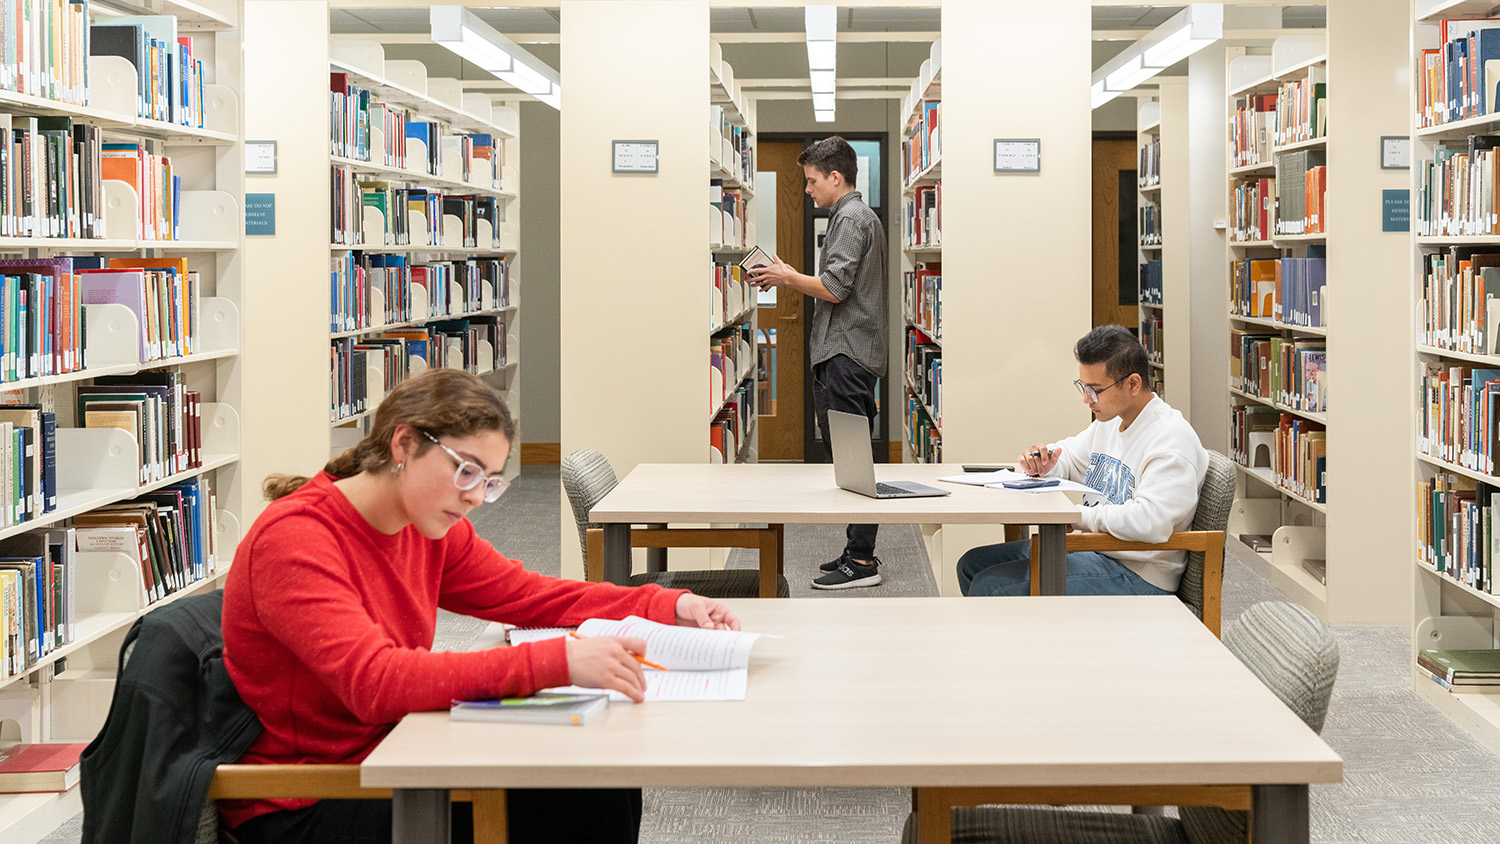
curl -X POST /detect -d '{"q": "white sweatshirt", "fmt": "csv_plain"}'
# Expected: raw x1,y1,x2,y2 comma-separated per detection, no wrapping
1043,395,1209,592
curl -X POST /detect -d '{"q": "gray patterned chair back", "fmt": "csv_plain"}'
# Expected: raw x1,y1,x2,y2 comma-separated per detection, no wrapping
560,449,619,565
1174,451,1234,622
1178,600,1338,844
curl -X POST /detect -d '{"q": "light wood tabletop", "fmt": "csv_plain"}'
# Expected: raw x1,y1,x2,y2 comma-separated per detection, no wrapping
588,462,1081,525
364,597,1341,843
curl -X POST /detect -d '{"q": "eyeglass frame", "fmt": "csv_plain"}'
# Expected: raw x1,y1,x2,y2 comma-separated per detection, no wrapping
1073,376,1128,401
419,429,510,502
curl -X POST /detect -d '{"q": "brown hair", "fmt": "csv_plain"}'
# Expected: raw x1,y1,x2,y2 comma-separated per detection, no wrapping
797,136,858,186
263,368,517,501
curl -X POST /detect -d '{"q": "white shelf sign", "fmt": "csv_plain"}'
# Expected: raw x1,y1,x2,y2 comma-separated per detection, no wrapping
245,140,277,174
994,139,1041,173
613,140,659,174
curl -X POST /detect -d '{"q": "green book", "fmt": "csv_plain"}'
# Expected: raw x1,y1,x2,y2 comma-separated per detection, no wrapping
1418,648,1500,681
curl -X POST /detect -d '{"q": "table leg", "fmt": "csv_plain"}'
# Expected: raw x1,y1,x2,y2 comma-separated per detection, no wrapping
1036,524,1068,595
601,524,631,585
757,526,780,597
1251,784,1309,843
392,788,450,844
645,523,667,573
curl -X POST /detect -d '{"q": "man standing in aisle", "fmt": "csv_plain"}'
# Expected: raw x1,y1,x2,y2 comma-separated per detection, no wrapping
958,325,1209,597
750,136,888,590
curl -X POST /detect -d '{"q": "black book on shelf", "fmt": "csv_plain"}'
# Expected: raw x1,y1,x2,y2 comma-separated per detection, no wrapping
89,25,147,119
1239,533,1273,552
1301,558,1327,585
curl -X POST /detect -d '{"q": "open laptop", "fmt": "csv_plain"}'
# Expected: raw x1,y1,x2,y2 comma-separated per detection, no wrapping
828,410,951,499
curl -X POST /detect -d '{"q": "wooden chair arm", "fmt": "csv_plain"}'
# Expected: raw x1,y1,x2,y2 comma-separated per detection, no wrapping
585,527,604,582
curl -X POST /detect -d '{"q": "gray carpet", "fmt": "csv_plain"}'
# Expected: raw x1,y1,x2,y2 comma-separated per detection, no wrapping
36,465,1500,843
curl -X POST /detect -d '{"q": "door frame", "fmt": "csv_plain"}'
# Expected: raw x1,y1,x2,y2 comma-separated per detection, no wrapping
760,131,891,464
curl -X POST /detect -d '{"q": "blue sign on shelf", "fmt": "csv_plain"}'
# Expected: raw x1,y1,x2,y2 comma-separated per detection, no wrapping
245,193,276,236
1382,189,1409,233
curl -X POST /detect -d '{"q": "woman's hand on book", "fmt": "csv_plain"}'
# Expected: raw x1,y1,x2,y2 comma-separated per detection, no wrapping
675,593,742,631
565,635,649,703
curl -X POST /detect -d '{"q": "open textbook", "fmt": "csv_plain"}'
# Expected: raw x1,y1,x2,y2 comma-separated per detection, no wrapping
491,616,771,702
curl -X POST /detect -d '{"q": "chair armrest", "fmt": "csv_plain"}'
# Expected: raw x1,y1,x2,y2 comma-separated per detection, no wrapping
1052,530,1224,554
585,528,604,582
207,765,386,800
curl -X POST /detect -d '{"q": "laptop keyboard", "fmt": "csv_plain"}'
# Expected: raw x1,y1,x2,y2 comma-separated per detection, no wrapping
875,482,907,495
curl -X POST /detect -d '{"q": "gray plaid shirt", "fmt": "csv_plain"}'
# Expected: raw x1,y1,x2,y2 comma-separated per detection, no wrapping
810,191,887,376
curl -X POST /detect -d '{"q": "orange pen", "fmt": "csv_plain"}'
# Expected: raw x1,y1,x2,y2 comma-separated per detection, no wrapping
569,630,669,671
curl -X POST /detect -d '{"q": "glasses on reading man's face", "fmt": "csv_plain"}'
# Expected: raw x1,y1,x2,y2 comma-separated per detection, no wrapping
1073,377,1125,402
421,430,510,502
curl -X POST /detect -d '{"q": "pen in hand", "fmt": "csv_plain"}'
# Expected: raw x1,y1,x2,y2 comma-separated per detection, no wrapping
569,630,669,671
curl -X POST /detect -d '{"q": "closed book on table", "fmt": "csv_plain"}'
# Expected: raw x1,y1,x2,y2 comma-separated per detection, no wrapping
0,742,86,792
450,693,608,726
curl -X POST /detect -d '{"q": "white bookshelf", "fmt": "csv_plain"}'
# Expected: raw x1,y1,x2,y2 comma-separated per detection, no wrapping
708,41,756,466
0,1,247,840
1222,35,1331,616
900,39,942,465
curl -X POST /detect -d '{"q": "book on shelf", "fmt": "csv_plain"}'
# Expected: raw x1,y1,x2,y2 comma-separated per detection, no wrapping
450,693,608,726
1239,533,1273,552
0,742,86,793
1417,648,1500,692
1231,93,1277,167
0,529,78,676
903,261,941,340
1416,472,1496,592
1418,363,1500,474
1301,557,1326,584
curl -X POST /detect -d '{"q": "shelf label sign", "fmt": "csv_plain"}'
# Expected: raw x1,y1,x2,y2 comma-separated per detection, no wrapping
994,139,1041,173
613,140,659,174
246,193,276,236
1382,189,1409,233
245,140,277,174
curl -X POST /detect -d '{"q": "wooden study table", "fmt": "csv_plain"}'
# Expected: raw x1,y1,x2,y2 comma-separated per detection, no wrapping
588,463,1082,596
362,597,1342,844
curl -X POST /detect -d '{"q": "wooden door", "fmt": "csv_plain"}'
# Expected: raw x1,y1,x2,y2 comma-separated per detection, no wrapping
1092,138,1139,330
755,141,808,461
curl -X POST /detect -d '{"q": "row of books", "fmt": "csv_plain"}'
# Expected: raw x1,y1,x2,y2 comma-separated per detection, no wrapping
904,182,941,248
331,318,510,421
1229,175,1273,242
709,328,752,416
78,373,208,484
1,476,219,677
1416,139,1500,238
905,392,940,463
904,327,941,429
903,261,941,341
1417,647,1500,694
1139,202,1160,246
902,99,940,184
0,404,56,528
1230,93,1278,168
1140,311,1163,366
0,116,102,239
1232,330,1327,413
710,381,753,462
1232,407,1326,503
710,105,754,186
0,0,89,105
1420,250,1500,355
709,182,748,250
332,168,504,248
709,259,751,331
1274,150,1326,236
1274,66,1327,146
1417,19,1500,128
1230,254,1327,328
1418,474,1500,597
1418,363,1500,475
331,73,409,169
91,16,204,127
1138,136,1160,188
1139,259,1162,307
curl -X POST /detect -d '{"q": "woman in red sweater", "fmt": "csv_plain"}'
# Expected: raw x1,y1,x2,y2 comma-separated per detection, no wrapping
221,368,738,843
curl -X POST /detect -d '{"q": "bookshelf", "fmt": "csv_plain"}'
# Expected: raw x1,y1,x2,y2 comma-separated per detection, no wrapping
1222,34,1332,615
1412,1,1500,754
900,39,941,464
708,40,755,466
245,12,523,498
0,1,247,840
1136,80,1188,406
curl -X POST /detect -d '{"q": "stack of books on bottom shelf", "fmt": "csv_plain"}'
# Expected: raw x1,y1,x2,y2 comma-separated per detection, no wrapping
0,742,87,793
710,382,753,463
1418,648,1500,694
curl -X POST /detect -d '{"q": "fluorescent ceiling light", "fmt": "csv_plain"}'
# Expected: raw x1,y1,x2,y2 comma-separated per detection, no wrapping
806,40,836,71
805,6,836,42
1090,4,1221,109
815,109,836,123
812,92,835,111
431,5,561,109
810,69,835,94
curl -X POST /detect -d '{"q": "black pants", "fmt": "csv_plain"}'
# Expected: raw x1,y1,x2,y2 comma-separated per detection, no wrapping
812,354,880,560
231,788,643,844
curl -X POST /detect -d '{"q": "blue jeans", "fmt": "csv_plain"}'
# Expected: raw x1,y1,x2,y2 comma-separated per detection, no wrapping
957,539,1173,597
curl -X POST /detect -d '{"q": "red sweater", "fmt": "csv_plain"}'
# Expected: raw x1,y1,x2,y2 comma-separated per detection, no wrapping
220,472,683,827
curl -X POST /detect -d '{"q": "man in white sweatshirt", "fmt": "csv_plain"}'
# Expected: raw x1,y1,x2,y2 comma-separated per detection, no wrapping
958,324,1209,597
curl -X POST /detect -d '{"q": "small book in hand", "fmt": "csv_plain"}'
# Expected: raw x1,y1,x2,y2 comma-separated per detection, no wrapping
0,742,87,793
739,245,773,270
450,693,608,726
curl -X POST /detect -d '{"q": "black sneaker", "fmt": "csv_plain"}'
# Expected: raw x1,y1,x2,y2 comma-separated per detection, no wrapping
819,552,850,572
812,557,882,590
